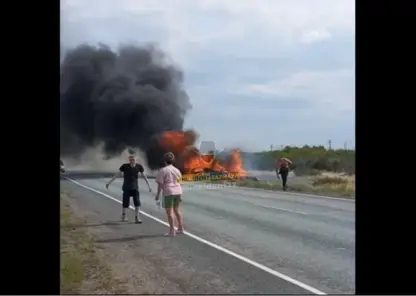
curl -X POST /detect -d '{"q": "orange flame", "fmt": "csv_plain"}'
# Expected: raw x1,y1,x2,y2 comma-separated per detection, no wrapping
225,149,247,178
159,130,247,178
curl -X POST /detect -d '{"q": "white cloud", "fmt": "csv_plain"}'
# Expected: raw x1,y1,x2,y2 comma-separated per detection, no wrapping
300,30,332,44
236,69,354,110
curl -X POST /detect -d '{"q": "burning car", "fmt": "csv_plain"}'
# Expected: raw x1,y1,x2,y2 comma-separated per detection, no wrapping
158,130,248,181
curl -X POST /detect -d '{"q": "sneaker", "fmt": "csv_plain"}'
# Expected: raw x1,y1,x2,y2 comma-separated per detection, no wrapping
135,217,142,224
164,232,176,236
121,214,128,222
176,229,185,234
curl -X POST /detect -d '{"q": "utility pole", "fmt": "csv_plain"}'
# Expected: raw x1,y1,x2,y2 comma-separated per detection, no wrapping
270,144,273,151
344,141,347,150
328,140,332,150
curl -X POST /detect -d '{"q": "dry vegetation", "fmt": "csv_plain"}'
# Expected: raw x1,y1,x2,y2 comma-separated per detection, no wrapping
60,193,128,294
238,172,355,198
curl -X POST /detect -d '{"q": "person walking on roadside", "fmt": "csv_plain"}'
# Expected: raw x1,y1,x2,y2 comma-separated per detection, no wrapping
276,156,292,191
106,155,152,223
155,152,184,236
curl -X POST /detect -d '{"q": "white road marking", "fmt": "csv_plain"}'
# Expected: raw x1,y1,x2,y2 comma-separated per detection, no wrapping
64,177,327,295
255,203,309,215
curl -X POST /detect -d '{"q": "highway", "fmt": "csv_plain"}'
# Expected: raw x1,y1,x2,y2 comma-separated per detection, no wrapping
60,174,355,294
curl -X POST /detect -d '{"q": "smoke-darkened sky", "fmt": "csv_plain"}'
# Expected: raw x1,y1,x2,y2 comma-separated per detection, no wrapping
60,43,191,168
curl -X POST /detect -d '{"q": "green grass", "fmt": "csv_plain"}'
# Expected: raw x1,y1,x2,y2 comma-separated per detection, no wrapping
237,175,355,199
60,193,127,294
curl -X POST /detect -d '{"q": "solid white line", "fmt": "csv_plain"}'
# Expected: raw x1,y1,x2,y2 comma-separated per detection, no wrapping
255,204,309,215
64,177,326,295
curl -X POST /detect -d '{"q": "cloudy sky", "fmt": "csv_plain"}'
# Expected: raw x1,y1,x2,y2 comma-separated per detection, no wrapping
61,0,355,151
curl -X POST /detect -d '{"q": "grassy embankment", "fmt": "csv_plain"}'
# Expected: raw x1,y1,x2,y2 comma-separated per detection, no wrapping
181,171,354,198
60,193,127,294
238,172,355,198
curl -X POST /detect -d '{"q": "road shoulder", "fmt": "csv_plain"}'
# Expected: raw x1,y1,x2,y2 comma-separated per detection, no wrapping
61,189,194,294
60,193,129,294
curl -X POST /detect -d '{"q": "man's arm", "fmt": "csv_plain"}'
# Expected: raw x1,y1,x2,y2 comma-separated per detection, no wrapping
275,159,281,179
141,172,152,192
284,158,293,165
106,164,124,189
106,171,121,188
139,165,152,192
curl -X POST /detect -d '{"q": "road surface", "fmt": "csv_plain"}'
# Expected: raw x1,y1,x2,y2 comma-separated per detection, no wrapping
60,173,355,294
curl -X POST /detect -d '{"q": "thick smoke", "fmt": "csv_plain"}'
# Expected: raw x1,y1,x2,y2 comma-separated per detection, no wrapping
60,43,191,169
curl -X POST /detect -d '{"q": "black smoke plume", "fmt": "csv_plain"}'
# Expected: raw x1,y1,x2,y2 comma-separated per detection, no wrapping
60,43,191,169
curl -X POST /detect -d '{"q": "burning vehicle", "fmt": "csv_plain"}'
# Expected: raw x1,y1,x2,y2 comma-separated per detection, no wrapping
156,130,250,182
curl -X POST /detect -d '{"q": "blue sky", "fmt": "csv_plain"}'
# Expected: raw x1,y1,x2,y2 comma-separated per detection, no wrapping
61,0,355,151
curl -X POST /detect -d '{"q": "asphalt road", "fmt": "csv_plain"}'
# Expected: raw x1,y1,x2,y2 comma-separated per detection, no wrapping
61,173,355,294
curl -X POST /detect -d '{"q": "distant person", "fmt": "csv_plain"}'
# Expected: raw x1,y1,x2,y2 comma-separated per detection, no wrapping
60,159,65,173
106,155,152,223
276,157,292,191
155,152,184,236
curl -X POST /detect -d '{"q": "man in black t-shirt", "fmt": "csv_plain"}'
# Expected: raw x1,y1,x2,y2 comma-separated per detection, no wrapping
106,155,152,223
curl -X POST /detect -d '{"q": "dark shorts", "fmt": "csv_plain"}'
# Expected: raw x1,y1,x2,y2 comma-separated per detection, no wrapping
122,189,140,208
163,195,182,208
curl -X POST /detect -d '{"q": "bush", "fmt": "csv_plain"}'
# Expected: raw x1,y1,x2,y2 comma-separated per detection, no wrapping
312,176,348,186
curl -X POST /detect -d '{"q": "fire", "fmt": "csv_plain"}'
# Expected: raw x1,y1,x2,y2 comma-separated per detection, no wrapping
159,130,197,155
225,149,247,178
159,130,247,179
